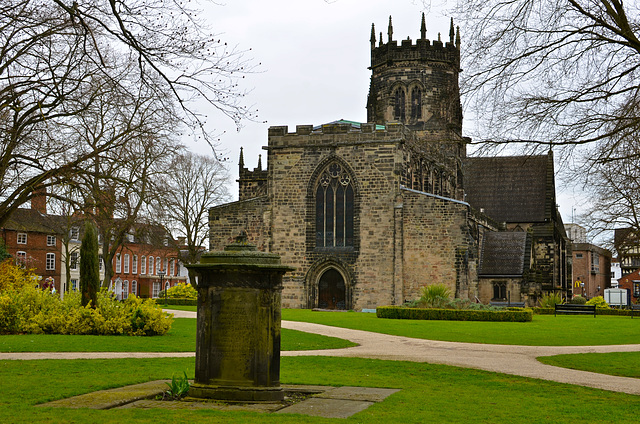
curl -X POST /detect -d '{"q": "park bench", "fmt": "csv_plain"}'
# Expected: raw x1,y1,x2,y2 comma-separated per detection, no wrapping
631,304,640,318
554,304,596,317
489,301,526,308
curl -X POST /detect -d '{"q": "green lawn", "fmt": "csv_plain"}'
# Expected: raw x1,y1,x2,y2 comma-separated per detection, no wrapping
0,318,356,352
2,356,639,423
282,309,640,346
539,352,640,378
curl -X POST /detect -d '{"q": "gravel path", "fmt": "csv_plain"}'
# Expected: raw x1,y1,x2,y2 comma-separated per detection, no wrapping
2,309,639,396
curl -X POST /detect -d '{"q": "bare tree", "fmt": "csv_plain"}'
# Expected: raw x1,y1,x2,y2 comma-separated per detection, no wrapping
451,0,640,153
157,152,230,285
581,136,640,243
0,0,255,226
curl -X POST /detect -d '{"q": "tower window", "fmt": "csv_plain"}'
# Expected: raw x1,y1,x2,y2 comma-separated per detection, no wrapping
316,163,354,248
394,87,406,122
411,87,422,119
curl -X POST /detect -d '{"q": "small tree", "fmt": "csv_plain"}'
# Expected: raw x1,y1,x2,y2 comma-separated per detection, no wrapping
80,221,100,308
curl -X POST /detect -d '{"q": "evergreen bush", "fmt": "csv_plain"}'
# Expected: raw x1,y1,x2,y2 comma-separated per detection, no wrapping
570,295,587,304
586,295,610,309
377,306,533,322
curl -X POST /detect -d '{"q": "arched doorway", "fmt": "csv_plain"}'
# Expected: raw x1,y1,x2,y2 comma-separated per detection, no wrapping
318,269,346,310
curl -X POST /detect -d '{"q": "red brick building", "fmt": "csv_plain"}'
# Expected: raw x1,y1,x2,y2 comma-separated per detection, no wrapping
617,269,640,305
571,243,612,300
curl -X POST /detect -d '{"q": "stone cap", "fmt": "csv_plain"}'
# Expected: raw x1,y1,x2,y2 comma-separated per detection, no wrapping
186,232,295,272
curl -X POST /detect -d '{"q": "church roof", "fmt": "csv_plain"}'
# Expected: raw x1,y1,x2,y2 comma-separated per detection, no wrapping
464,155,552,223
313,119,386,131
479,231,530,277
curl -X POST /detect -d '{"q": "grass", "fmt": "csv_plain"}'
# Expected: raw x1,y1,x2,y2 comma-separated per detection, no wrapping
538,352,640,378
2,356,639,423
282,309,640,346
0,318,356,352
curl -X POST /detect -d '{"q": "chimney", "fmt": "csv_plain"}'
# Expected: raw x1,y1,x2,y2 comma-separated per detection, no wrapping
31,185,47,215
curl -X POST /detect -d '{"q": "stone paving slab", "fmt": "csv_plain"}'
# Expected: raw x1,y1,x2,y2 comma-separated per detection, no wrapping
276,397,375,418
117,399,283,413
37,380,170,410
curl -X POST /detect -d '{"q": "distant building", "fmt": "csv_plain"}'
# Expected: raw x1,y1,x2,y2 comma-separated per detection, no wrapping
571,243,612,299
614,228,640,275
611,257,622,288
565,223,587,243
617,268,640,305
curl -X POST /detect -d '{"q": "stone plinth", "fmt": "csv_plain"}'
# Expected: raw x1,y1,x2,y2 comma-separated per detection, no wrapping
186,236,294,402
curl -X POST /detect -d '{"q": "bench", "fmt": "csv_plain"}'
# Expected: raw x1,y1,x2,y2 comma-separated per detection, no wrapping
631,304,640,318
489,301,526,308
554,304,596,317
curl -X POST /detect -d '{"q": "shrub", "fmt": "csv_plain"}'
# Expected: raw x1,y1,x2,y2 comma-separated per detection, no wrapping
538,292,563,308
419,284,452,308
570,295,587,304
163,283,197,300
377,306,532,322
0,259,37,292
586,296,610,309
0,285,172,336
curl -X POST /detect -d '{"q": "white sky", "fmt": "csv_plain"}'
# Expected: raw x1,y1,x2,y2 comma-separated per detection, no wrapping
189,0,584,227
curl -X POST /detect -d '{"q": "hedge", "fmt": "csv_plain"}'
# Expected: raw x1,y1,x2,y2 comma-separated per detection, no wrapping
159,298,197,306
376,306,533,322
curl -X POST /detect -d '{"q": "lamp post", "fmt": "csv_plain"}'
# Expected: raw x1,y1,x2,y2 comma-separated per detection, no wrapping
158,270,166,306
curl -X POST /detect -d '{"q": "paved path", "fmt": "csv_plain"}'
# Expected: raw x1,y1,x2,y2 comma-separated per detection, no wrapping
2,309,640,396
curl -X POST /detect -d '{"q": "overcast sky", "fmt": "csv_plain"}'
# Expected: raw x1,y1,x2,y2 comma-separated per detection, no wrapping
189,0,583,224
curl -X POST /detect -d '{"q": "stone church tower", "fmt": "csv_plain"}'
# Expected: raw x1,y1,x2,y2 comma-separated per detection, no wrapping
367,15,466,201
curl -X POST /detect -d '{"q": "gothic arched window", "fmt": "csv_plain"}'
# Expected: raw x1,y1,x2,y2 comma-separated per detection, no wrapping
411,87,422,120
316,163,354,248
394,88,406,122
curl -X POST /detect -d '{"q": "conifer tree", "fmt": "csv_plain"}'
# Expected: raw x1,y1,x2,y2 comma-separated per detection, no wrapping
80,221,100,308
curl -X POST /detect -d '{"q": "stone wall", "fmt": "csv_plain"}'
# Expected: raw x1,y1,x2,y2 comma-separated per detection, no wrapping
400,188,478,303
209,197,270,253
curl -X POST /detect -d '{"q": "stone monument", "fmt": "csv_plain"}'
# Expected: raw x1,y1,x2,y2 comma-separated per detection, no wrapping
186,232,295,402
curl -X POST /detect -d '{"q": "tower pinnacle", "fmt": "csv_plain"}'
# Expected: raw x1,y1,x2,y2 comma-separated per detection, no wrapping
420,13,427,40
387,16,393,42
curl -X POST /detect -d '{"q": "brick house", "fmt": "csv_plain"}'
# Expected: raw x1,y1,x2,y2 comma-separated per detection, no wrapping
617,268,640,305
570,243,612,300
2,204,186,299
208,15,570,310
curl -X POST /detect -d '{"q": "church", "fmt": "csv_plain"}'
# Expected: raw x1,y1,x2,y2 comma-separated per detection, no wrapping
209,15,571,310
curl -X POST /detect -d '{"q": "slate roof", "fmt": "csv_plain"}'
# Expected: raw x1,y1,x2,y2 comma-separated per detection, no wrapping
2,208,65,234
464,155,551,223
479,231,529,277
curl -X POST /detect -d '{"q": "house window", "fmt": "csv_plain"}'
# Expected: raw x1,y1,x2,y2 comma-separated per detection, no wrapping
71,279,78,291
99,254,103,271
591,253,600,273
115,254,121,273
141,256,147,274
575,253,583,258
127,233,134,243
156,256,161,274
70,252,79,270
152,282,160,298
70,227,79,241
164,258,168,273
47,235,56,246
634,282,640,297
132,255,138,274
493,282,507,300
170,259,175,276
148,257,154,275
16,251,26,266
122,280,129,300
46,253,55,270
315,163,354,248
17,233,27,244
131,281,137,296
124,254,130,274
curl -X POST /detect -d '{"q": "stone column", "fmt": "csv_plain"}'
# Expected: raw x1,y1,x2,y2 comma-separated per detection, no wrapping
186,234,294,402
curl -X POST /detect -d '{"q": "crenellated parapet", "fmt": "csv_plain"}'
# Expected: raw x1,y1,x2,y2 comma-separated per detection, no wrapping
266,121,409,149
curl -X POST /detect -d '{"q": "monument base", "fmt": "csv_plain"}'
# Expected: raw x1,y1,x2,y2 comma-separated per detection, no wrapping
188,383,284,402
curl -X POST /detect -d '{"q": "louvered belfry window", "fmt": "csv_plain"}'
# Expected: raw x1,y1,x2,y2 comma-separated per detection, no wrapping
316,163,354,248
